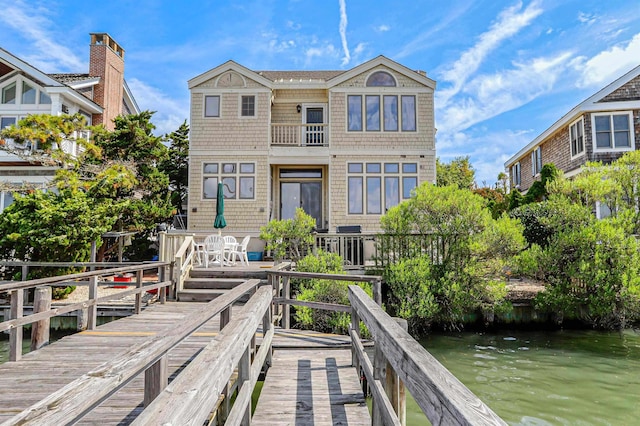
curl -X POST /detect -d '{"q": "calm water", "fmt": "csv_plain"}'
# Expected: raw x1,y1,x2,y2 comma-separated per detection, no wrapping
407,329,640,425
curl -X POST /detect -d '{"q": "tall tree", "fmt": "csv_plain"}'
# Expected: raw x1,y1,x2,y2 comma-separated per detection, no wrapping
159,120,189,213
436,156,476,190
0,112,173,267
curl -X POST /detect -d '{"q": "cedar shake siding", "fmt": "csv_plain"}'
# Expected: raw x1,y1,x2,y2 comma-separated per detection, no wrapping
187,56,436,239
506,64,640,192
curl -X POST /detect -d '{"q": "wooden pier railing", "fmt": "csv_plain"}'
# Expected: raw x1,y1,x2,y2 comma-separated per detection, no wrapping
0,262,172,362
349,285,507,426
4,279,262,425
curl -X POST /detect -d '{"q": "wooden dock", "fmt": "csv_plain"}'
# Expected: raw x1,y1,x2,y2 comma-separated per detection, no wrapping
253,348,369,425
0,301,370,425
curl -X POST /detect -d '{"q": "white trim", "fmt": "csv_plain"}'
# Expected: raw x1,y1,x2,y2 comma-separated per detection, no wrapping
67,77,100,90
0,48,65,88
364,69,398,87
188,60,273,89
203,95,221,118
569,117,586,160
191,88,271,94
327,56,436,90
591,111,635,152
216,71,247,88
238,94,257,118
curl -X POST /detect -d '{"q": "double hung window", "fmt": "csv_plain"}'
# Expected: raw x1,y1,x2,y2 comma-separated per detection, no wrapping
593,112,633,151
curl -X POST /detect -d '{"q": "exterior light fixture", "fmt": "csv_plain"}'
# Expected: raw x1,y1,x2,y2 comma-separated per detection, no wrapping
296,104,301,113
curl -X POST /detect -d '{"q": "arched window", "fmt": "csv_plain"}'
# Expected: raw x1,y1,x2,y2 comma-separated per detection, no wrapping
366,71,396,87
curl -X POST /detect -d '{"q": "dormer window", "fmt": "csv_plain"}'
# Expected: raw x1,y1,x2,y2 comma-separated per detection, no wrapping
366,71,396,87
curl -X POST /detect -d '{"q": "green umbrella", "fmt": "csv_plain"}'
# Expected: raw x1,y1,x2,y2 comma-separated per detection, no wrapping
213,182,227,232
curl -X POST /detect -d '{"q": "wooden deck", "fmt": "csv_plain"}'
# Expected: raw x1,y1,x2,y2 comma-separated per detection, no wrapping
0,301,370,425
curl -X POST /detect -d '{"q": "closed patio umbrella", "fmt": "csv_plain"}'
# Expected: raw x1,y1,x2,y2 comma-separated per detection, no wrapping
213,182,227,234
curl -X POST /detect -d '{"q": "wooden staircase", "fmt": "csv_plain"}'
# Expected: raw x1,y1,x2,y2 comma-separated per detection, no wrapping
177,267,270,302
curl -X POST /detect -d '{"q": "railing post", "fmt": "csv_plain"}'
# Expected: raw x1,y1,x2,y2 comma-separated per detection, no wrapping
263,304,273,368
373,278,382,306
387,318,408,426
87,275,98,330
9,288,24,362
372,335,387,426
31,286,52,351
238,346,251,426
283,275,290,329
135,269,143,314
160,265,167,304
144,354,168,406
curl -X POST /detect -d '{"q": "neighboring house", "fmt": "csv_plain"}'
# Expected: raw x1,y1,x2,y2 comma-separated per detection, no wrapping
187,56,436,241
505,64,640,194
0,33,140,210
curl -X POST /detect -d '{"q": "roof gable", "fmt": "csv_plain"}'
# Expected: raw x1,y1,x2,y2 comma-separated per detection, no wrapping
327,55,436,89
188,60,274,89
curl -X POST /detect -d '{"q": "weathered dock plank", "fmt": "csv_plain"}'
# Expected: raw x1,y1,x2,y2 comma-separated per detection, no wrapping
252,348,370,426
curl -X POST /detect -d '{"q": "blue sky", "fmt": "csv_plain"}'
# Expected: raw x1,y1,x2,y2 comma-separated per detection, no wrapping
1,0,639,185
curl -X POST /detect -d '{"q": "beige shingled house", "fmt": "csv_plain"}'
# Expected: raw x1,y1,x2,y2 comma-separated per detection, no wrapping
187,56,436,247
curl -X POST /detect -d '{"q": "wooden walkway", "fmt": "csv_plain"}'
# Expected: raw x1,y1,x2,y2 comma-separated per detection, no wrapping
253,348,369,425
0,301,370,425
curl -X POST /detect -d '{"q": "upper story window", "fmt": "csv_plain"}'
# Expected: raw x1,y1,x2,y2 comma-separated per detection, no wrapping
592,112,634,151
347,161,418,214
39,91,51,104
366,71,396,87
241,95,255,117
511,162,521,188
348,94,416,132
2,83,16,104
202,162,255,200
204,95,220,117
1,79,50,106
569,118,585,158
531,147,542,176
21,82,36,104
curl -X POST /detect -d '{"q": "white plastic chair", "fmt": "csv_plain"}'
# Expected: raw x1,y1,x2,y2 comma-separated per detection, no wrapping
228,235,251,266
203,235,225,267
223,236,238,264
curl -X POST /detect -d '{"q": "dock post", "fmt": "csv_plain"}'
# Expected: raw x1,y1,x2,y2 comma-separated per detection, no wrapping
144,355,168,406
31,286,52,351
372,340,387,426
135,270,143,314
9,288,24,362
87,275,98,330
283,275,290,329
237,346,251,426
386,318,408,426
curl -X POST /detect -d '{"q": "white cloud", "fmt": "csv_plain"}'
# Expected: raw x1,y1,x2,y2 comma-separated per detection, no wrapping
437,0,544,107
338,0,350,65
0,4,85,72
127,78,188,136
287,21,301,30
375,24,390,33
576,33,640,88
438,52,572,134
578,12,597,25
305,45,339,66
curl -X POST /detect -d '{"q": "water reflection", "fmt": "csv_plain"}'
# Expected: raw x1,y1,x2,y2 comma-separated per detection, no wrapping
411,329,640,425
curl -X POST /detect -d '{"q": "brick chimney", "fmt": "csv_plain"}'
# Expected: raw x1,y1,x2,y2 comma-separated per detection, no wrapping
89,33,125,130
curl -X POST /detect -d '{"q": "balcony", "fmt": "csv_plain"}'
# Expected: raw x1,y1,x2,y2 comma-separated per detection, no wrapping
271,124,328,147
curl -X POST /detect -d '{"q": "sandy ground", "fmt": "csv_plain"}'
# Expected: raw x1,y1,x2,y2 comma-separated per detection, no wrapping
505,277,545,301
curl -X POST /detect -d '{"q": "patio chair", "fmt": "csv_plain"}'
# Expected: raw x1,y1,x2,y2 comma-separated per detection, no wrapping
203,234,226,267
223,235,238,264
228,235,251,266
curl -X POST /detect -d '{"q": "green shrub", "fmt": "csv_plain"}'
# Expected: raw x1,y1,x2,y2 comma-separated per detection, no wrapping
259,208,315,262
294,250,371,335
533,220,640,328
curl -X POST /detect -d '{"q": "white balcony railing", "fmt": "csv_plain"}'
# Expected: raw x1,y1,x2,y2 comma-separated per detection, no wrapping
271,123,328,147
